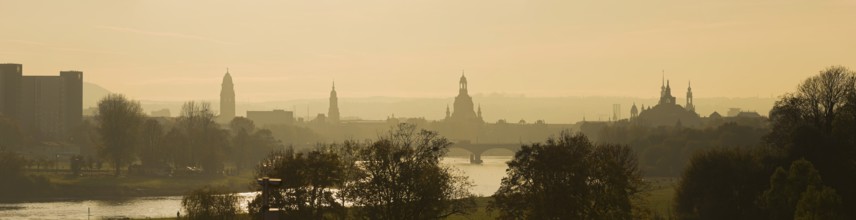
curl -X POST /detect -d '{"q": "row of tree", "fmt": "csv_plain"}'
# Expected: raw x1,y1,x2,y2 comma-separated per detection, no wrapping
229,123,648,220
592,122,769,176
94,94,282,176
674,66,856,219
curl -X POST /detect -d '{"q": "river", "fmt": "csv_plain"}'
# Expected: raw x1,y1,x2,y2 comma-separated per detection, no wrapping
0,156,511,219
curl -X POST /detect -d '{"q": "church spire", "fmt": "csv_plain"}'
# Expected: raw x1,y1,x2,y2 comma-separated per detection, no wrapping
328,81,340,123
478,104,483,119
445,104,451,119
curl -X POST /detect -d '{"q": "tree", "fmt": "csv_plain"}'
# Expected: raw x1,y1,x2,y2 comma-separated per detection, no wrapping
181,186,241,220
249,148,346,219
0,115,25,151
164,127,190,168
674,148,769,220
95,94,144,176
794,186,843,220
490,132,648,220
229,117,255,135
346,123,475,220
176,101,230,175
760,159,842,220
766,66,856,217
138,119,165,169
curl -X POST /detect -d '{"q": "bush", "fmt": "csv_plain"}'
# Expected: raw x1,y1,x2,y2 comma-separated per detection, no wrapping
181,186,241,220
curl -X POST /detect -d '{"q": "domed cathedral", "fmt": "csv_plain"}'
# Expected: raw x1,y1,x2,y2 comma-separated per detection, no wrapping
450,73,483,123
443,72,484,141
218,68,236,123
634,73,701,127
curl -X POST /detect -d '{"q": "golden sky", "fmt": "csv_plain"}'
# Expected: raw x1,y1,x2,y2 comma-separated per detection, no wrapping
2,0,855,102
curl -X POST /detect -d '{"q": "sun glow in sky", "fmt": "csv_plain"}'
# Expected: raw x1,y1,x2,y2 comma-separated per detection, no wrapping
2,0,855,102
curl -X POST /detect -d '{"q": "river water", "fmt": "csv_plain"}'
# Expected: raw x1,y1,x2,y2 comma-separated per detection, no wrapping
0,156,511,219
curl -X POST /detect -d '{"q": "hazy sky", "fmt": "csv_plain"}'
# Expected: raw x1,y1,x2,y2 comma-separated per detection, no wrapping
2,0,855,102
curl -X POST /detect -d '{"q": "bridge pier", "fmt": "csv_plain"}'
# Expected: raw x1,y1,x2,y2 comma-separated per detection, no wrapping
469,153,483,164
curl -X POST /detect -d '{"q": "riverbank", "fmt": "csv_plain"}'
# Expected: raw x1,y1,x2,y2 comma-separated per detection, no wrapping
0,172,254,203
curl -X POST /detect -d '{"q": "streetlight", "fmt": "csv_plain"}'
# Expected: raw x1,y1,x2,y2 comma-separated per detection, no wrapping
256,177,282,220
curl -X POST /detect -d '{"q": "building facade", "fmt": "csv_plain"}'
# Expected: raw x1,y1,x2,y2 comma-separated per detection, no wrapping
247,110,295,127
0,63,82,141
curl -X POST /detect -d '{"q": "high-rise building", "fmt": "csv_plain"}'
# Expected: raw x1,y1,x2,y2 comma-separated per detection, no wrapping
328,82,340,123
0,64,23,120
220,69,235,122
0,63,82,141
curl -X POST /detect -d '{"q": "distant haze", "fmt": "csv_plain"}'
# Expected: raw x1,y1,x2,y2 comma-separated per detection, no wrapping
4,1,855,103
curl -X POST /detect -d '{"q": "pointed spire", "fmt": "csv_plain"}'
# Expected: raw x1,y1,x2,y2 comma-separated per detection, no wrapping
332,81,336,91
227,67,229,74
661,70,665,87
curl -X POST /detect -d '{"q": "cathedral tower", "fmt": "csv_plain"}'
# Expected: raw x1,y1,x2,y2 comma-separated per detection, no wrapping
686,81,695,113
220,69,235,121
328,82,340,123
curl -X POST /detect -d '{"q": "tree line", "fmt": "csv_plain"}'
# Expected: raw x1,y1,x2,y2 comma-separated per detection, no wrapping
674,66,856,219
179,124,649,220
94,95,282,176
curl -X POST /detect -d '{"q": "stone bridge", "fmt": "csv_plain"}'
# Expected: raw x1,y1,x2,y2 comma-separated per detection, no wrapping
450,142,522,164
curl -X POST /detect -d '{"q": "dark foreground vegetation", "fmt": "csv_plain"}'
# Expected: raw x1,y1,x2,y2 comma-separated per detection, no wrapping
674,66,856,219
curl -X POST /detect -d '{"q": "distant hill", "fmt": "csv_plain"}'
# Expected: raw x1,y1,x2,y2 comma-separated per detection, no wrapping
83,82,111,108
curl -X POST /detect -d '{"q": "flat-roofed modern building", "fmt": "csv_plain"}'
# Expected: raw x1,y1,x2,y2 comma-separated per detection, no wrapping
247,109,294,127
0,63,82,141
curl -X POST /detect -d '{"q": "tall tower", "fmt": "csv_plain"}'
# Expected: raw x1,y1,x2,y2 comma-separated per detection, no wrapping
220,69,236,121
328,81,340,123
445,105,451,120
686,81,695,113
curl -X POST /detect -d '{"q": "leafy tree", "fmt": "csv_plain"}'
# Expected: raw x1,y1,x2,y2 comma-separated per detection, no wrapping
674,148,771,220
760,159,842,220
490,132,648,220
0,150,26,179
767,66,856,217
230,116,256,134
759,159,822,220
249,129,281,163
164,127,190,168
231,126,252,173
346,123,475,220
794,186,843,220
95,94,144,176
138,119,165,168
181,186,241,220
249,148,346,219
176,101,230,175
